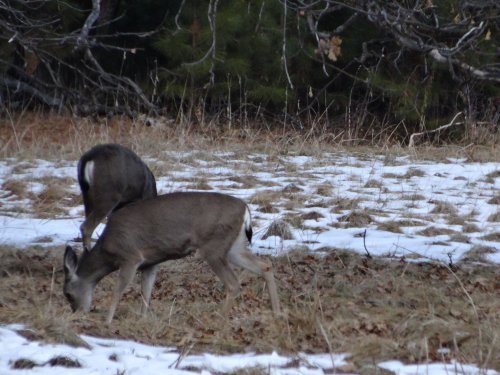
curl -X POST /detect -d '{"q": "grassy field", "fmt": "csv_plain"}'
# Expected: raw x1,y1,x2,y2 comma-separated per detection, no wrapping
0,114,499,373
1,245,498,372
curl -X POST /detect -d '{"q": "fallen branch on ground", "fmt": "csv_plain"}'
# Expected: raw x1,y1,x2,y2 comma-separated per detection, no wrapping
408,112,464,148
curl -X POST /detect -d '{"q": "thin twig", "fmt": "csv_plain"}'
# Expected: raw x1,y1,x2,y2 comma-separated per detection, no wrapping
174,0,186,32
316,318,337,369
182,0,220,88
362,229,372,258
281,0,294,89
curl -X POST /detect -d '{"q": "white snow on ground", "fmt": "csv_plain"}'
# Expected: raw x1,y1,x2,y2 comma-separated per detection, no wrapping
0,151,499,374
0,324,351,375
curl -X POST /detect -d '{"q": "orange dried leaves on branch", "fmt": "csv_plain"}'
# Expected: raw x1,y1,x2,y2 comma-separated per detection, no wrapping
316,36,342,62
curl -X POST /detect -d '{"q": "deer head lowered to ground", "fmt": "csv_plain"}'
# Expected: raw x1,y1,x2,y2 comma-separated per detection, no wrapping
63,192,281,323
77,143,157,250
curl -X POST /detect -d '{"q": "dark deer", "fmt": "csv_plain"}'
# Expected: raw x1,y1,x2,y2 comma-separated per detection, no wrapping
63,192,280,323
77,144,157,250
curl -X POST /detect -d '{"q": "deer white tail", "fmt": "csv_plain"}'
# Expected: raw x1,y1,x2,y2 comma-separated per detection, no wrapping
244,205,252,244
83,160,94,186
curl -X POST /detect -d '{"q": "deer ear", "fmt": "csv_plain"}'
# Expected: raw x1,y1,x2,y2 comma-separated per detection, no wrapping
64,246,78,274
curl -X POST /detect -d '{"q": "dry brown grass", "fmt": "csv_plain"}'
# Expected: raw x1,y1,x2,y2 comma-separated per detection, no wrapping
381,172,401,179
300,211,325,221
329,196,360,213
447,215,467,226
184,178,213,191
3,113,500,162
409,145,500,163
314,183,333,197
376,220,403,233
480,232,500,242
12,354,82,370
449,233,471,244
417,226,458,237
282,183,304,195
487,211,500,222
460,245,497,263
0,246,498,372
486,170,500,179
262,220,294,240
463,223,481,233
400,193,426,201
250,190,282,214
337,210,373,228
396,219,426,227
429,200,458,215
9,161,36,174
283,193,307,211
1,175,79,217
229,175,265,189
487,194,500,205
32,177,78,218
282,213,305,229
1,178,28,198
404,168,426,178
364,179,383,188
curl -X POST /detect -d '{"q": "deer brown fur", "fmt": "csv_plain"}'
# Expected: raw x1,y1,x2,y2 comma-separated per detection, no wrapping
77,144,157,250
63,192,280,323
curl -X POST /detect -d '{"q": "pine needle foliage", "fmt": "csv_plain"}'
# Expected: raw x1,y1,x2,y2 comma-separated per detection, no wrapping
153,0,311,116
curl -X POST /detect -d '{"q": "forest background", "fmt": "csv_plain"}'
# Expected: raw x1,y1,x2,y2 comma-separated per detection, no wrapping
0,0,498,145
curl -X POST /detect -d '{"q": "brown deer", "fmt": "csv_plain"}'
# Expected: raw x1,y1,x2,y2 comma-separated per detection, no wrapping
77,144,157,250
63,192,281,323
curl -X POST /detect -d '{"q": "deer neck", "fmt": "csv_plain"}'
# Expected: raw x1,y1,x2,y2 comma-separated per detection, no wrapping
77,245,117,285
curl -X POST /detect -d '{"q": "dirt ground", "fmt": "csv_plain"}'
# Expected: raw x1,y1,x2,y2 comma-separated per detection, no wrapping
0,245,498,372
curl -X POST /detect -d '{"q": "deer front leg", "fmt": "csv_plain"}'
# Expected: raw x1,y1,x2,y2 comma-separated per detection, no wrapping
107,264,139,324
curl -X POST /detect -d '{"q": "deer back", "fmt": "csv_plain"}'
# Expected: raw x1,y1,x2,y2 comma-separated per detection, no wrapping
77,144,157,214
96,192,248,268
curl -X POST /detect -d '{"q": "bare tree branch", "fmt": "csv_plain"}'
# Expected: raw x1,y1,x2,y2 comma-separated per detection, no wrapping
0,0,162,115
77,0,101,49
182,0,220,86
282,0,294,89
295,0,500,82
408,112,464,147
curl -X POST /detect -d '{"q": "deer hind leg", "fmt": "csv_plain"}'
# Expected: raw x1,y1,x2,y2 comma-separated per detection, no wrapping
140,264,158,315
107,263,139,324
227,228,281,315
80,197,120,250
204,255,240,316
80,212,102,251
